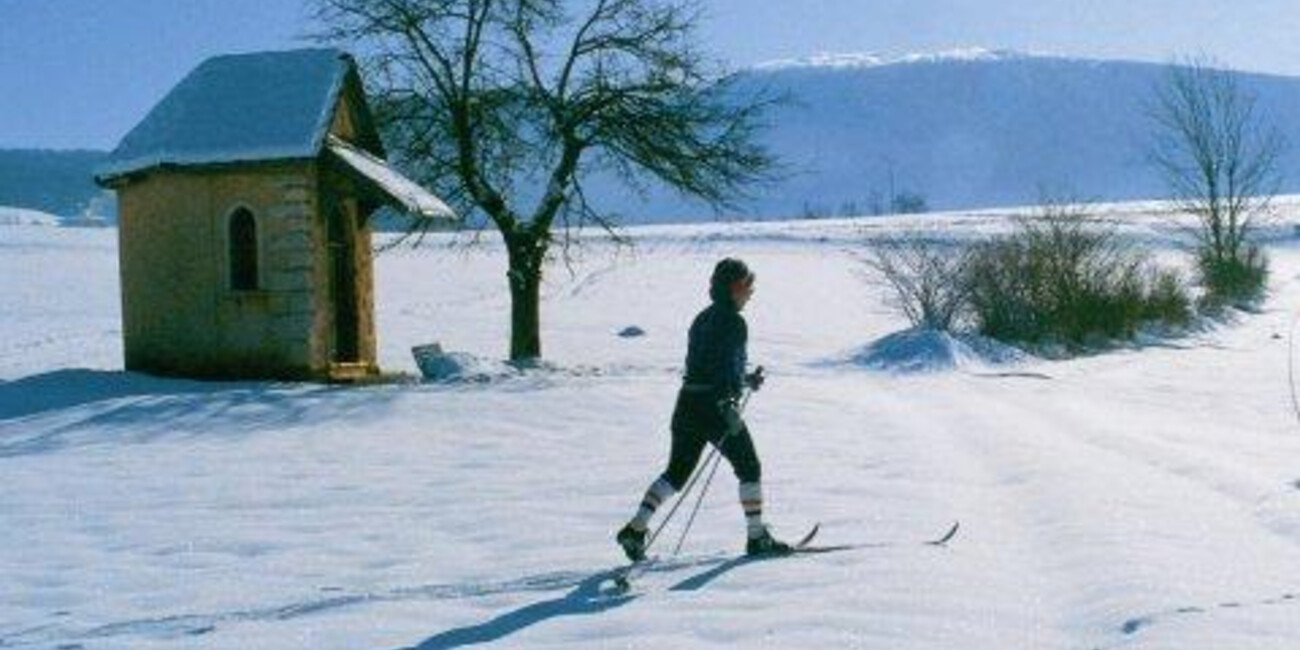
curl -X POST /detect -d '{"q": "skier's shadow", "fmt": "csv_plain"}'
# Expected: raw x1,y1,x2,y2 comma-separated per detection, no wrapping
394,570,635,650
665,551,806,592
668,556,757,592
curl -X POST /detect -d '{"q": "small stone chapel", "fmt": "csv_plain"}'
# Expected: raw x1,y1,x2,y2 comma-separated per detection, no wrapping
95,48,454,381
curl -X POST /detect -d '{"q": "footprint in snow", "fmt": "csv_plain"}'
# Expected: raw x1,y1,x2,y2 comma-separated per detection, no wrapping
1118,591,1300,639
1120,616,1152,635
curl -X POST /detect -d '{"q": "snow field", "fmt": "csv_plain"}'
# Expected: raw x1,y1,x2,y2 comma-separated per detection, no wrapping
4,208,1300,649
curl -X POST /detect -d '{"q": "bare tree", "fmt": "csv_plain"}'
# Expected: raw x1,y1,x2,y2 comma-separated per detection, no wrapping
1149,57,1284,299
891,191,928,215
314,0,777,361
864,233,971,331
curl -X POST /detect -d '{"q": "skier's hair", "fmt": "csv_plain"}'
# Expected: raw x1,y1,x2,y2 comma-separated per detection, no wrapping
710,258,754,303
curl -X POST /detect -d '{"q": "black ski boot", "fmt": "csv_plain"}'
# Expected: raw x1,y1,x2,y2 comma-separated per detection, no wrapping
616,523,648,562
746,527,793,557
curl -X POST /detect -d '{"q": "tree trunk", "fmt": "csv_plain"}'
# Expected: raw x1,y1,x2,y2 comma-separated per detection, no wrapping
506,233,545,362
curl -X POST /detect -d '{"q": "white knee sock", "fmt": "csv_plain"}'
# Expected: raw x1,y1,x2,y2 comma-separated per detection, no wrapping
630,477,676,531
739,481,765,538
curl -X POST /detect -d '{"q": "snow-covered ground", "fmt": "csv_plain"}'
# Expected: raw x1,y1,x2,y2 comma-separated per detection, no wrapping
5,205,1300,649
0,206,61,227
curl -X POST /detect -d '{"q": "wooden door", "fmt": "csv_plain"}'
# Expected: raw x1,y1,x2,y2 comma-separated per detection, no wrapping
327,202,360,363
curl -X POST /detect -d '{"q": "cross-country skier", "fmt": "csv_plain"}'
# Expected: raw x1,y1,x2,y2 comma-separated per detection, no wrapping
616,258,792,560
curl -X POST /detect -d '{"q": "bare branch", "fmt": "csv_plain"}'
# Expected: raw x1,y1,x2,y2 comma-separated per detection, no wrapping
1148,58,1286,260
312,0,777,360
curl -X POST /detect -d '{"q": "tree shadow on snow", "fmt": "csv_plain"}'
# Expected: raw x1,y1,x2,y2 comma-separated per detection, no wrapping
0,368,399,457
392,570,636,650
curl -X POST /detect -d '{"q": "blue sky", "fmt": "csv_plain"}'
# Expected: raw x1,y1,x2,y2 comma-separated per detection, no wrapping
2,0,1298,149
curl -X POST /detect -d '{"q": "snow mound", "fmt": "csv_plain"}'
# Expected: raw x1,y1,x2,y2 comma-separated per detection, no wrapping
411,344,514,383
411,344,621,385
850,328,1026,373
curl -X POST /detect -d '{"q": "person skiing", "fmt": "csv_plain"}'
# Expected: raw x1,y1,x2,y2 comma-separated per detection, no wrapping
616,258,792,560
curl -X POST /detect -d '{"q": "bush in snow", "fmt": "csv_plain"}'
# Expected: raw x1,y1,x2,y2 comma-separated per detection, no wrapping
891,191,929,214
864,233,971,331
1195,244,1269,311
964,200,1192,349
1143,267,1196,325
1149,59,1279,311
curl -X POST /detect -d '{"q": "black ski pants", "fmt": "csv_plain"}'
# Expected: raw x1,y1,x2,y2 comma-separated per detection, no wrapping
660,389,762,490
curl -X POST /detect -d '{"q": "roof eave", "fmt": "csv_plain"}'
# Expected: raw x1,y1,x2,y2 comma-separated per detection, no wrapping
324,135,456,221
94,155,320,188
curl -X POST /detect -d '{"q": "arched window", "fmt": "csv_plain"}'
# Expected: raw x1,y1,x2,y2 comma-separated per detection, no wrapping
229,208,259,291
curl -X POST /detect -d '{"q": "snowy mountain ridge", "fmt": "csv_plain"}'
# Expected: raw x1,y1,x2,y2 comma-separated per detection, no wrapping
0,205,60,226
585,52,1300,222
10,51,1300,226
751,46,1036,71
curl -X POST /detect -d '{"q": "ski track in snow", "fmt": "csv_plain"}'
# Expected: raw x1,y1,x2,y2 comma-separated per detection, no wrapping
0,554,731,647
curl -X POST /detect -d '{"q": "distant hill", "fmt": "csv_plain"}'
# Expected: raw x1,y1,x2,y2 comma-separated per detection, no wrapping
0,205,61,226
581,50,1300,222
0,149,109,218
8,51,1300,226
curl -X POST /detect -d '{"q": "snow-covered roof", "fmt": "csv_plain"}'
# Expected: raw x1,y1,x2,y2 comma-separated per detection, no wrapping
95,48,353,181
326,136,455,220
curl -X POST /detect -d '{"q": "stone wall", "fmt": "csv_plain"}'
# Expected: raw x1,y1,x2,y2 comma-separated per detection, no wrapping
113,161,369,380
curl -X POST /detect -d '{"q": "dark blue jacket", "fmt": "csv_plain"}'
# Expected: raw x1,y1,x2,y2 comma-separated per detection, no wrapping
683,297,747,399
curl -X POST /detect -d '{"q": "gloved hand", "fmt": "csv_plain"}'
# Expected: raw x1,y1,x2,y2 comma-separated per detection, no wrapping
719,397,744,437
744,366,766,392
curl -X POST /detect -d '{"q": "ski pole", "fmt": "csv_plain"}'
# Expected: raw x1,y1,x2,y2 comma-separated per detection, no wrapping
643,444,715,551
671,384,758,556
644,384,756,555
672,449,725,556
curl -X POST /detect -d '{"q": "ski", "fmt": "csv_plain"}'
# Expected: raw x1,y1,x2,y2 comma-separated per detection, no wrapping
795,520,960,554
607,523,821,593
757,522,821,556
794,522,821,549
605,521,956,593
